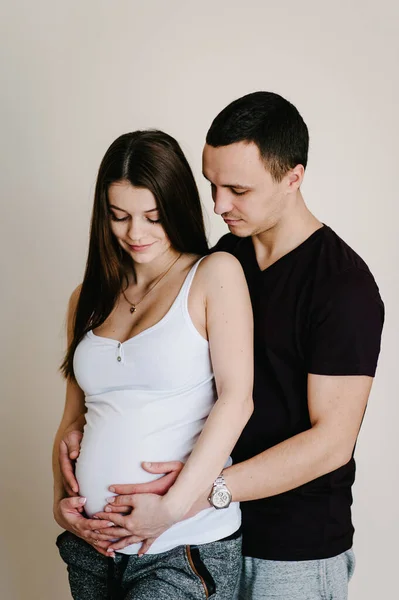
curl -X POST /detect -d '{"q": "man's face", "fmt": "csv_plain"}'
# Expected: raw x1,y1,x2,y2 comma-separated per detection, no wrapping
202,141,288,237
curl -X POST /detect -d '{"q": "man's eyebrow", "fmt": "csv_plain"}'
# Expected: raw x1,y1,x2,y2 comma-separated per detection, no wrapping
225,183,253,190
201,175,253,190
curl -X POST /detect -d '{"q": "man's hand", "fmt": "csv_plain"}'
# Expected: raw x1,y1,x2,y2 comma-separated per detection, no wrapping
54,497,118,558
59,430,83,496
103,461,184,514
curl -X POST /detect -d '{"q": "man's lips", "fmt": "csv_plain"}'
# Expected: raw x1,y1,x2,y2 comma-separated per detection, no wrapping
223,217,242,225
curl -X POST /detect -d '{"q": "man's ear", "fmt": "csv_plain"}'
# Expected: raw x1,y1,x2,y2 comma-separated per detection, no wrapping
286,164,305,192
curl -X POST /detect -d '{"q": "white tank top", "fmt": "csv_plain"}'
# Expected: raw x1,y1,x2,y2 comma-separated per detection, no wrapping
73,258,240,554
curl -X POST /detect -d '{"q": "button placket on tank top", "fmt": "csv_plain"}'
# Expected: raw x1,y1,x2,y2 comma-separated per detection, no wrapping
116,342,124,364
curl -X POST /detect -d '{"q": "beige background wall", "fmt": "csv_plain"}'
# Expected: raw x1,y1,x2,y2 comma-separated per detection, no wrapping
1,1,398,598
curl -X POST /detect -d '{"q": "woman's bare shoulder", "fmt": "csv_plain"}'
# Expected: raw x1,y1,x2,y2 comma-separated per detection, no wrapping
197,251,244,279
193,253,247,301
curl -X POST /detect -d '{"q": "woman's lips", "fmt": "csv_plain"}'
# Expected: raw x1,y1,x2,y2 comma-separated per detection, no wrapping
128,243,154,252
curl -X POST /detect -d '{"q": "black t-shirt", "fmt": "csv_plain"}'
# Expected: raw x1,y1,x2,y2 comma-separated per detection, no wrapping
214,225,384,560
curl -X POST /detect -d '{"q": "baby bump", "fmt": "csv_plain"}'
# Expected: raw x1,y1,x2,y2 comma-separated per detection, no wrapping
76,415,202,517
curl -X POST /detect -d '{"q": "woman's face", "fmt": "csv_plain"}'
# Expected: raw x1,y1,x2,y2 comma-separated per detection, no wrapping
108,181,172,264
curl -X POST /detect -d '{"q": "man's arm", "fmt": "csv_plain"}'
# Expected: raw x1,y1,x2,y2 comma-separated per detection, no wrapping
223,373,372,501
206,267,383,503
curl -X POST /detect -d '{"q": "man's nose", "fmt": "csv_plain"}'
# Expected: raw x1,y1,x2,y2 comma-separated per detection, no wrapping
213,189,234,216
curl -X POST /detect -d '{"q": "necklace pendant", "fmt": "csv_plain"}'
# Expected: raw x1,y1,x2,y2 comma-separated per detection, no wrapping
130,306,136,314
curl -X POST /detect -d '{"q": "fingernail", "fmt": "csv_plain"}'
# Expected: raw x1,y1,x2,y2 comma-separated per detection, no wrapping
78,497,87,505
107,522,115,527
93,516,99,519
143,462,151,467
105,506,111,512
107,548,114,553
106,496,115,503
94,530,100,534
109,486,115,492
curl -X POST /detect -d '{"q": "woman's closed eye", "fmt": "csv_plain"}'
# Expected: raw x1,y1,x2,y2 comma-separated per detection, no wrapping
110,213,161,224
110,213,129,222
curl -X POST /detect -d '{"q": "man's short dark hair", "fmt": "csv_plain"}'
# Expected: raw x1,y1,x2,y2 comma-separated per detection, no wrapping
206,91,309,182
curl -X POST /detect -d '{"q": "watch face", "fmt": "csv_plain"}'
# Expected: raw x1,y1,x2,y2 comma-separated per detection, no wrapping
212,488,232,508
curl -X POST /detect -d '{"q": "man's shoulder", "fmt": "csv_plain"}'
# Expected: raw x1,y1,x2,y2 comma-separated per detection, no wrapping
312,226,383,311
319,225,372,276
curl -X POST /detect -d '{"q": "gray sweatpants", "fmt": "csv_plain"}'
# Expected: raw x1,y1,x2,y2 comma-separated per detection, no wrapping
236,549,355,600
57,530,242,599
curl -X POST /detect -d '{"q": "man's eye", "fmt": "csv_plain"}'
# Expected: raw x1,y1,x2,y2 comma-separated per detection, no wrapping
231,189,247,196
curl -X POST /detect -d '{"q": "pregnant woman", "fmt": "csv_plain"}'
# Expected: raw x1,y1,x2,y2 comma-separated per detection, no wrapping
52,130,253,599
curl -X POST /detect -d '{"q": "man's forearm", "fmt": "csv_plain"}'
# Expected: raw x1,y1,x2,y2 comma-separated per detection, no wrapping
224,424,351,502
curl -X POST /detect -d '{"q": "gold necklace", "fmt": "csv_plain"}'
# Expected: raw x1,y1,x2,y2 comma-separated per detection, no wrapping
122,253,182,314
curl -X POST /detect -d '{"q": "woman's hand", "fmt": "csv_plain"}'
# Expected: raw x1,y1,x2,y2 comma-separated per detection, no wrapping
59,431,82,496
54,497,119,558
94,493,183,554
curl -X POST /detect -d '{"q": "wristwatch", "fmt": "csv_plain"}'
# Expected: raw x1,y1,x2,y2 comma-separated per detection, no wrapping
208,473,232,509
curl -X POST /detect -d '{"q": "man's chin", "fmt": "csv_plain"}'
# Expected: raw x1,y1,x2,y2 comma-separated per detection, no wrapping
226,222,251,238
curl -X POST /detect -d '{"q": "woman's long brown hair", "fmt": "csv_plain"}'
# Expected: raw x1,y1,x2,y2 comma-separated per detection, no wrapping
61,130,209,379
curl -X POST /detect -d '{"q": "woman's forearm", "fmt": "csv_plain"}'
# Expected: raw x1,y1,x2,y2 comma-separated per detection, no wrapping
52,385,86,505
52,424,71,505
164,393,253,516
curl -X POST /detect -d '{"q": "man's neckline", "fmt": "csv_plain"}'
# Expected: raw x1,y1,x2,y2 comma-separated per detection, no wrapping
248,224,326,273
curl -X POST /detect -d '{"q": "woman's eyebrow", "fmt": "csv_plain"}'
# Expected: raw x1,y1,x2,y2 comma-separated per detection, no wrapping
109,205,159,214
109,204,128,213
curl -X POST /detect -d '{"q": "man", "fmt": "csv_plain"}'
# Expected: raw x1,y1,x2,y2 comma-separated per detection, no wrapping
60,92,384,599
